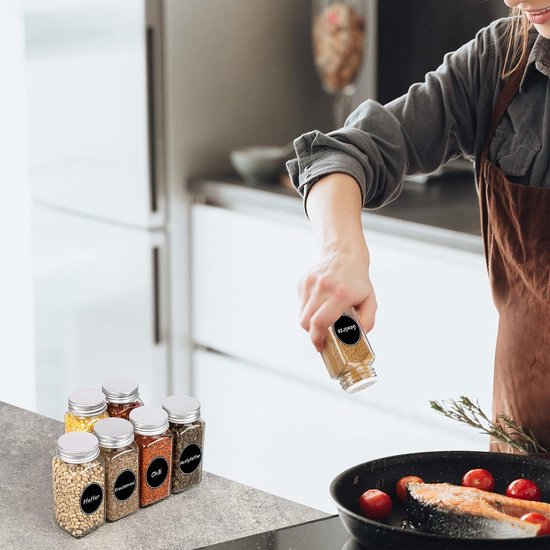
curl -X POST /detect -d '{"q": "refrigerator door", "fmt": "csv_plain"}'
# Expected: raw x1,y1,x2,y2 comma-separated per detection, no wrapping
24,0,164,227
32,204,168,421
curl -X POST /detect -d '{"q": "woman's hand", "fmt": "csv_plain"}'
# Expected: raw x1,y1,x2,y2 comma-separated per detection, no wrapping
299,172,377,351
299,241,377,351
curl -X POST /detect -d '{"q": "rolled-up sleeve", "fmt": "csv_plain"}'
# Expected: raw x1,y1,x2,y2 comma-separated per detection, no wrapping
287,19,505,213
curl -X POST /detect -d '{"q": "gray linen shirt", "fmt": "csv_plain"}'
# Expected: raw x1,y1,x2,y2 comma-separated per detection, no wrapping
287,18,550,212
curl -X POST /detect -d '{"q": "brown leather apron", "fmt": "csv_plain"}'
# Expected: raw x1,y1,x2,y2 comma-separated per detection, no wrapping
479,58,550,453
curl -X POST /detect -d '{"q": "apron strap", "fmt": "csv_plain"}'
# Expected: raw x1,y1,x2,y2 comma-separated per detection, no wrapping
482,56,529,153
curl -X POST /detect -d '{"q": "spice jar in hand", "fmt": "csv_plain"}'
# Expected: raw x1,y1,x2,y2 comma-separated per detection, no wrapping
162,395,205,494
129,406,173,507
102,377,143,420
93,417,139,521
64,388,109,433
321,307,377,393
52,432,105,538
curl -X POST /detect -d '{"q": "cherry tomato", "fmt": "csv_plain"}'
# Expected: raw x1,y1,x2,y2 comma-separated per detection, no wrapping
358,489,392,521
520,513,550,536
395,476,424,502
506,478,542,501
461,469,495,492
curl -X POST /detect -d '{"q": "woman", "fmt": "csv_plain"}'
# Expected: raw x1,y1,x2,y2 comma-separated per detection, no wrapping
287,2,550,452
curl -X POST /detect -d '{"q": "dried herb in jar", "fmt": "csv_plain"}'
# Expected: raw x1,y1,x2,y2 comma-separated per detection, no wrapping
162,395,205,494
129,406,173,507
64,388,109,433
93,417,139,521
102,377,143,420
321,308,377,393
52,432,105,538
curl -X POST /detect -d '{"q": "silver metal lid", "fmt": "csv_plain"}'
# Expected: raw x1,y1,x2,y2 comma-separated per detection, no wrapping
56,432,100,464
101,377,140,404
162,395,201,424
129,406,169,435
93,417,134,449
68,388,107,417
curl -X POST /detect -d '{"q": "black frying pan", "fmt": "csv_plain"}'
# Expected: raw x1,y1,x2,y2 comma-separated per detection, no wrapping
330,450,550,550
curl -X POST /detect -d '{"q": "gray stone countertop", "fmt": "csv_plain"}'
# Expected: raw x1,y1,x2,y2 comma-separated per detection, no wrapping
0,401,327,550
190,172,484,254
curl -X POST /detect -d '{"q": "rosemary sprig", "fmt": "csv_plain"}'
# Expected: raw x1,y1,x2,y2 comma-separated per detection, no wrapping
429,396,548,454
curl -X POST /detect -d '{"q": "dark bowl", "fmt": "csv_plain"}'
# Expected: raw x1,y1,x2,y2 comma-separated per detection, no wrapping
330,450,550,550
229,146,291,184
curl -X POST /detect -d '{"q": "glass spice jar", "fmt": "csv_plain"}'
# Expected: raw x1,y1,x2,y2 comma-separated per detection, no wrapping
162,395,205,494
93,417,139,522
102,377,144,420
65,388,109,433
129,406,173,507
321,307,377,393
52,432,105,538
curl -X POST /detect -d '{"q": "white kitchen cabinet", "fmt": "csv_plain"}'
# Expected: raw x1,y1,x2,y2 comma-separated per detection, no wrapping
194,349,487,514
23,0,161,227
191,204,498,424
367,231,498,420
32,205,168,421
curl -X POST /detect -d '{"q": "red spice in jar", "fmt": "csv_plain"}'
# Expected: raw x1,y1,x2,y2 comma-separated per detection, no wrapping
107,401,143,420
102,377,143,421
129,406,173,507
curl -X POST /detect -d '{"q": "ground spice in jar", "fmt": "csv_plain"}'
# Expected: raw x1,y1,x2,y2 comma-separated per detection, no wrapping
64,388,109,433
93,417,139,522
321,307,377,393
129,406,173,507
162,395,205,494
102,377,143,420
52,432,105,538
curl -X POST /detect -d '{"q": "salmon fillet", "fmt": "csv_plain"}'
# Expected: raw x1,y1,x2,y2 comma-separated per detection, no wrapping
407,482,550,539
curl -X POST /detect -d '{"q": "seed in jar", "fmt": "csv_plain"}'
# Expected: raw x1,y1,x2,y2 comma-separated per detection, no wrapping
52,456,105,537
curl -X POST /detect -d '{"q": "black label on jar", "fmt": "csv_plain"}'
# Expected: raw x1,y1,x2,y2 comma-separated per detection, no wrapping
334,315,360,346
146,456,169,488
114,469,137,501
179,443,202,475
80,483,103,515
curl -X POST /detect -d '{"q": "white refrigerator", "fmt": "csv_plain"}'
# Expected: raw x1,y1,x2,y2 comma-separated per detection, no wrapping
24,0,170,420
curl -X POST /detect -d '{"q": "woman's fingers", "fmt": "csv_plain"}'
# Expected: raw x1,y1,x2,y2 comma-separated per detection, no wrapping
297,243,376,352
299,273,336,332
298,273,316,315
309,292,351,352
355,293,377,333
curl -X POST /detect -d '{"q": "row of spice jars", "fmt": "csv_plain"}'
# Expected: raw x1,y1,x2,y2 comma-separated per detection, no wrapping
53,394,205,538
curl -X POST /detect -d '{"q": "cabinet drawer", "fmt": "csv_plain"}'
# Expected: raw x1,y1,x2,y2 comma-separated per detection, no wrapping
191,203,323,383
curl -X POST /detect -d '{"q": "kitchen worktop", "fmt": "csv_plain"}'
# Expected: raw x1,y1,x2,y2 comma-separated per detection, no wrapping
0,401,327,550
190,171,484,254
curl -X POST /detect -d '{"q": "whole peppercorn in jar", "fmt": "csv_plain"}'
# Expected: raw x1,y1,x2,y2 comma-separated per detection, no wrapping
162,395,205,494
65,388,109,433
52,432,105,538
93,417,139,522
102,377,143,420
129,406,173,507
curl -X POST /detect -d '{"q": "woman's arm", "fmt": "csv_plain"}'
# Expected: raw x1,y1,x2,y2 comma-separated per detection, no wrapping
299,173,376,351
287,19,507,211
291,20,509,350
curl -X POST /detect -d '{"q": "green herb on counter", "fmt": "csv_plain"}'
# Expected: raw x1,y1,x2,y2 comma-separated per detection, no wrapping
429,396,548,454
